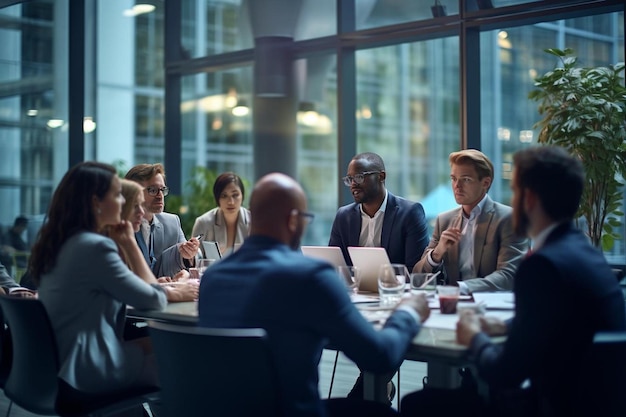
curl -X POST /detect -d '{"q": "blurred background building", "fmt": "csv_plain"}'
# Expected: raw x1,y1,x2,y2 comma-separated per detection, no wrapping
0,0,624,262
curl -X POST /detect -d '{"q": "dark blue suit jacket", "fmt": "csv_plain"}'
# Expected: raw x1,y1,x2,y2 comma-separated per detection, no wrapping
198,235,421,417
470,223,626,416
328,191,429,271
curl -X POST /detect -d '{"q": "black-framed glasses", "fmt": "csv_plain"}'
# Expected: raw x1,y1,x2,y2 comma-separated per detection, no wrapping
292,209,315,224
342,171,381,187
145,186,170,197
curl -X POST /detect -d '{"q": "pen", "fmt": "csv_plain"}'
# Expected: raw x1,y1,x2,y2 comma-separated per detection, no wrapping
194,234,204,240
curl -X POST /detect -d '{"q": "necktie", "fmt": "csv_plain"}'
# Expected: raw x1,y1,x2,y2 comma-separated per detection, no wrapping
148,223,156,268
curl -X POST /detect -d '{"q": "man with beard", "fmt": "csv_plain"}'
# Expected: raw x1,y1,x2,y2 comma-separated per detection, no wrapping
198,172,431,417
445,146,625,416
329,152,429,272
413,149,527,293
125,163,200,278
329,152,429,402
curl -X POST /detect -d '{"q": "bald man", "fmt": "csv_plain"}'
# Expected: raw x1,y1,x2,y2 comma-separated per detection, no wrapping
198,173,430,417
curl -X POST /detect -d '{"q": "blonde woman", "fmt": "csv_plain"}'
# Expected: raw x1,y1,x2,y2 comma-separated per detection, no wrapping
121,179,198,302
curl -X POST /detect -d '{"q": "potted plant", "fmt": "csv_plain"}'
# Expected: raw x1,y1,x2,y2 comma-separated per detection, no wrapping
529,48,626,250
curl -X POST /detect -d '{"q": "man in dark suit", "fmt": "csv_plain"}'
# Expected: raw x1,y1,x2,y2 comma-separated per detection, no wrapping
329,152,429,272
414,149,527,293
125,163,200,278
450,146,626,416
329,152,429,400
198,172,430,417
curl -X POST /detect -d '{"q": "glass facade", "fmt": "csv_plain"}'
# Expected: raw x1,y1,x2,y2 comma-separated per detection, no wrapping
0,1,624,262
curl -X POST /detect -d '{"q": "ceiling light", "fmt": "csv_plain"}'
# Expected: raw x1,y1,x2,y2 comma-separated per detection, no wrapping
123,4,156,17
47,119,64,129
83,117,96,133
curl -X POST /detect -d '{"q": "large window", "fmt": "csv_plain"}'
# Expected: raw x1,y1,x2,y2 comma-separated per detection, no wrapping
481,12,625,262
0,1,623,261
0,0,64,243
356,39,460,229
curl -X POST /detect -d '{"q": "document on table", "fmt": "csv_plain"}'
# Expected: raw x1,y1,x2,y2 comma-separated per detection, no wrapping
472,292,515,310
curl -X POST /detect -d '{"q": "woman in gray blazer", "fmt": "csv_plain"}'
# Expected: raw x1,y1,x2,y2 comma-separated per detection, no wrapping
192,172,251,255
31,162,168,395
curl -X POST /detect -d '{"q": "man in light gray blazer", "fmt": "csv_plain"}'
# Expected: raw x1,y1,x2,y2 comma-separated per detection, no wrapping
126,163,200,279
414,149,527,293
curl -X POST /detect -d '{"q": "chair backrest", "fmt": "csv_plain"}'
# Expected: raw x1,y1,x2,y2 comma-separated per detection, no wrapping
0,295,60,415
148,321,283,417
577,330,626,415
0,305,11,387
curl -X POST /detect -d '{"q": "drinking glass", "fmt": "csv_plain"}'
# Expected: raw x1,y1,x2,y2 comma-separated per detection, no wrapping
378,263,408,306
337,266,361,295
410,272,437,297
197,258,217,280
437,285,460,314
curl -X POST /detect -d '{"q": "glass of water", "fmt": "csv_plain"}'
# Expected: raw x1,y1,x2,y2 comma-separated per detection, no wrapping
337,266,361,295
378,263,408,306
197,258,217,280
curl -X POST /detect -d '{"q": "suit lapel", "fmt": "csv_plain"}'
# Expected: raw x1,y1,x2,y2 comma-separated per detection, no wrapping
152,217,164,255
214,210,228,246
135,231,150,264
348,204,362,247
381,194,396,249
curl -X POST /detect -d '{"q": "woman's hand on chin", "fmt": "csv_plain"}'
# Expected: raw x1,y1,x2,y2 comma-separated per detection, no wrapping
108,220,136,248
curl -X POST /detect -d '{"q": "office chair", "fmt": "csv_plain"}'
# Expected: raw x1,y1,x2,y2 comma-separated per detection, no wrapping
0,295,159,416
0,304,13,416
576,330,626,415
148,321,283,417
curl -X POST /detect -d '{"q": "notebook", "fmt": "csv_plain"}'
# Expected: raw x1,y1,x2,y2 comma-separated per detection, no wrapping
347,246,392,293
301,246,347,268
201,241,222,260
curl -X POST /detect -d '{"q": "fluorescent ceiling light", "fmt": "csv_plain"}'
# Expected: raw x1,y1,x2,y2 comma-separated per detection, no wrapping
123,4,156,17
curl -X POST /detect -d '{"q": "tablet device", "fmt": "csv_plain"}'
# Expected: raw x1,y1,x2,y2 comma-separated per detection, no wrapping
201,241,222,260
301,246,347,268
347,246,392,293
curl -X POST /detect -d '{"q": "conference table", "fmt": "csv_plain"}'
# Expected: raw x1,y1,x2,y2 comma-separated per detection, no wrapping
128,292,514,404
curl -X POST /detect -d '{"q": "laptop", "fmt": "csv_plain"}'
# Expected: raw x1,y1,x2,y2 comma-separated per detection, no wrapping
201,241,222,260
301,246,347,268
347,246,392,293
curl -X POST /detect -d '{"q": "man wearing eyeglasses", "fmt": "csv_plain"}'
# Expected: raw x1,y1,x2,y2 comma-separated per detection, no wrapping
199,172,431,417
329,152,429,272
413,149,527,294
125,163,200,278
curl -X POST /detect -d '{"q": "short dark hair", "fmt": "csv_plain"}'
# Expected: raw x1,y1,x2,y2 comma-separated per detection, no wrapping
513,146,584,222
352,152,386,172
213,172,245,203
14,216,28,227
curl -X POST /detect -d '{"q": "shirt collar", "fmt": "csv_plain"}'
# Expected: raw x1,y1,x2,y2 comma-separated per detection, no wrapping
142,215,161,228
530,222,560,251
465,193,488,219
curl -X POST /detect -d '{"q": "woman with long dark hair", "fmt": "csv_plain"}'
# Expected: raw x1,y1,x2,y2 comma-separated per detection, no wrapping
31,161,168,394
